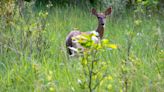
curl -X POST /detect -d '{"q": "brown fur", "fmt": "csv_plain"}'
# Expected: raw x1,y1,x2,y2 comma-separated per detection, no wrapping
66,30,82,55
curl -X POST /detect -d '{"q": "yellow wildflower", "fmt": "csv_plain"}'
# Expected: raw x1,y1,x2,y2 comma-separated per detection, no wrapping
49,87,55,92
102,39,109,44
120,89,123,92
107,75,113,80
107,84,112,90
47,75,52,81
108,44,117,49
49,70,53,75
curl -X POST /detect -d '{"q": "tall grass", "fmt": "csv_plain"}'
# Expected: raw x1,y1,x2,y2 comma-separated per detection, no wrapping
0,3,163,92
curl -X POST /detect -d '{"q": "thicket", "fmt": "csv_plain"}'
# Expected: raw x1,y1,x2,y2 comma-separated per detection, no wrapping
28,0,164,17
1,0,163,16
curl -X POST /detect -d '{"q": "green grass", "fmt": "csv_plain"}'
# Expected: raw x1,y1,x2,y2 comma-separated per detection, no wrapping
0,6,164,92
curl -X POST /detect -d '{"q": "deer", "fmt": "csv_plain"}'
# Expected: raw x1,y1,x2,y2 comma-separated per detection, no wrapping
66,7,112,56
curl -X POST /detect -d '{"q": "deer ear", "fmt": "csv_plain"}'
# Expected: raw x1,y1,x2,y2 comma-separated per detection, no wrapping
104,7,112,16
91,8,97,16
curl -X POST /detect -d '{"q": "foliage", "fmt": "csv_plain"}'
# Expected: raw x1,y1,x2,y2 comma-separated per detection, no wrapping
34,0,163,16
71,32,117,91
0,1,55,91
0,0,163,92
0,0,50,59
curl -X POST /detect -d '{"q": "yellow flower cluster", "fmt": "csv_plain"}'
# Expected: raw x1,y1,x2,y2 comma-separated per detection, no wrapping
73,33,117,50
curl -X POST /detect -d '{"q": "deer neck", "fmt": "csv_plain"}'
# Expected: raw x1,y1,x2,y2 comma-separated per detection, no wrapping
96,24,104,39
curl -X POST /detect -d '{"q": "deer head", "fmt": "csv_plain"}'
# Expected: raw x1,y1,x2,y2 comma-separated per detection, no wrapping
91,7,112,39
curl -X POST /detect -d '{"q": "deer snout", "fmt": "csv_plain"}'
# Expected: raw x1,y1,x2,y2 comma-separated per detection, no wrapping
101,23,104,25
99,18,105,26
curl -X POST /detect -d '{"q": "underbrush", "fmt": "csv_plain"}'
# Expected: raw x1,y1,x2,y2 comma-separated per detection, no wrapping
0,1,163,92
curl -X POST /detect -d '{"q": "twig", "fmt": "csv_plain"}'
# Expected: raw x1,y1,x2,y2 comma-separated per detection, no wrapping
92,73,107,90
88,59,94,92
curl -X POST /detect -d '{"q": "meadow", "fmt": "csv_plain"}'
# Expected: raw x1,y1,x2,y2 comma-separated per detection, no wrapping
0,2,164,92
